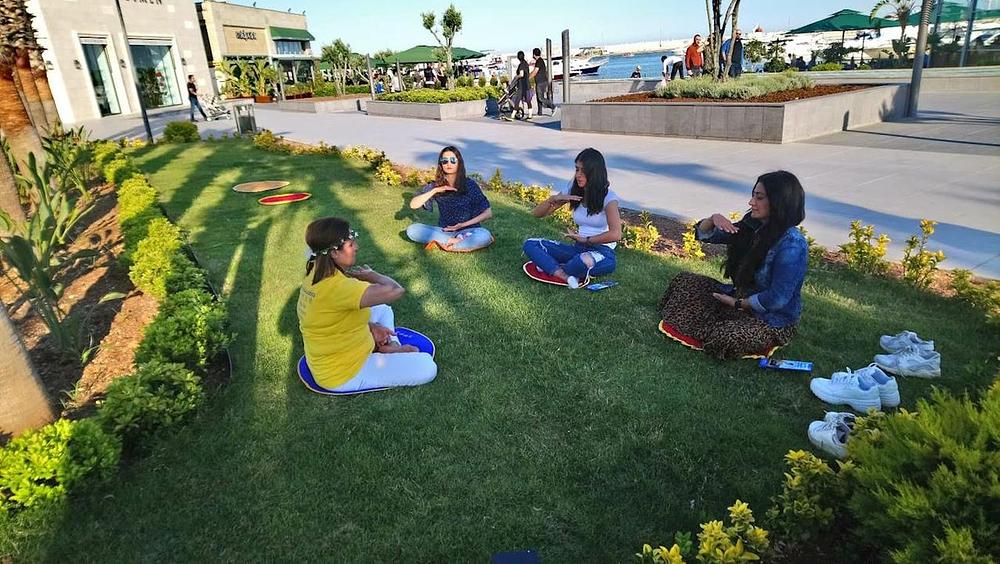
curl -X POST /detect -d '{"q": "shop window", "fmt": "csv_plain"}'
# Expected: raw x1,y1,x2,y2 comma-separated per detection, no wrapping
275,40,304,55
81,42,121,116
129,44,182,108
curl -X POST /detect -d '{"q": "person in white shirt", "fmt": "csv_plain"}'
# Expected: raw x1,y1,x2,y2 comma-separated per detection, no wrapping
660,54,686,87
522,148,622,289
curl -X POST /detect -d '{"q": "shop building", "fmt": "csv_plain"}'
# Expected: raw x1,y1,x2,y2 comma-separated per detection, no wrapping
196,0,318,90
26,0,213,124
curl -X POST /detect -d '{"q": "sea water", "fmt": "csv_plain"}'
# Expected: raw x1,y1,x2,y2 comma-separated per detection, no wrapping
586,51,681,80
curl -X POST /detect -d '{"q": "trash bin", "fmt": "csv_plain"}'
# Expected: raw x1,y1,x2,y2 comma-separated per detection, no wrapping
233,102,256,135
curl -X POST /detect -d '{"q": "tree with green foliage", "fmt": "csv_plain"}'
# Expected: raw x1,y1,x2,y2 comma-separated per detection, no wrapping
421,4,463,90
744,38,766,63
321,39,353,96
871,0,915,62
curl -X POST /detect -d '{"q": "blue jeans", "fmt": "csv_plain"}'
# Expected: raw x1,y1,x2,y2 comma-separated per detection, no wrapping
522,238,617,279
189,96,206,120
405,223,494,251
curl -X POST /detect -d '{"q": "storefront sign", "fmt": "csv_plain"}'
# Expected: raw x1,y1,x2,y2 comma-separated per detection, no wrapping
223,26,267,56
125,0,165,4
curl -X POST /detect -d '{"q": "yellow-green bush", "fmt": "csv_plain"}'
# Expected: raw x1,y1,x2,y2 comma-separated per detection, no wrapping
133,288,231,372
378,86,502,103
93,141,122,169
374,160,402,186
950,269,1000,324
117,174,157,223
637,500,770,563
654,72,812,100
901,219,945,288
0,418,120,512
840,220,890,275
103,155,138,186
129,217,183,300
622,211,660,252
162,120,200,143
682,223,706,259
98,361,204,444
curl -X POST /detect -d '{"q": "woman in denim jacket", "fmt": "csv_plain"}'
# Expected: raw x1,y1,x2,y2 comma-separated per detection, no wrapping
659,170,808,358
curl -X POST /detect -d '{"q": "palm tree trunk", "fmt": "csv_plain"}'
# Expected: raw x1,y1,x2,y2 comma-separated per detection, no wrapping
13,47,50,133
0,305,53,439
28,47,58,127
0,59,40,225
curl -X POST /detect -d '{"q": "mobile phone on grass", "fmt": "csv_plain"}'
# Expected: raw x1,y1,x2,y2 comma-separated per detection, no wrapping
587,280,618,292
758,358,813,372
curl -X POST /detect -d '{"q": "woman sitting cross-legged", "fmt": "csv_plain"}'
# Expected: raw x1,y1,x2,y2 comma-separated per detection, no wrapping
298,217,437,393
405,146,494,252
658,170,808,359
522,148,622,288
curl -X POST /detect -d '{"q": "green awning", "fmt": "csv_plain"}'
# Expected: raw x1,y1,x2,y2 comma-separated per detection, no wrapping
787,9,896,34
374,45,485,66
897,2,1000,25
270,26,315,41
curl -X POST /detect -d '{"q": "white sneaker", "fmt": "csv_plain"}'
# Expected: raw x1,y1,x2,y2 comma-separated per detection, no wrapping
808,419,850,458
880,331,934,354
566,276,580,289
823,411,857,427
841,364,900,408
810,372,882,412
874,346,941,378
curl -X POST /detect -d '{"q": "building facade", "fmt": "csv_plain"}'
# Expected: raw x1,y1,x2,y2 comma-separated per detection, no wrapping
196,0,317,92
27,0,213,125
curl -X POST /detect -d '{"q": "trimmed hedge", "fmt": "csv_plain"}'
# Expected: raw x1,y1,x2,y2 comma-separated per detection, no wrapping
162,120,200,143
654,72,813,100
134,288,231,372
129,217,183,300
98,361,204,444
0,419,120,512
103,155,139,186
378,86,502,103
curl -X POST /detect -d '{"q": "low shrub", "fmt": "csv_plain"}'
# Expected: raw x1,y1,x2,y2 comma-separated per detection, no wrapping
766,450,855,547
342,145,387,167
252,129,288,153
129,217,183,300
134,288,231,371
950,269,1000,324
840,220,890,276
166,253,208,294
379,86,502,103
478,76,487,87
681,223,705,259
103,155,138,186
848,385,1000,562
374,160,402,186
401,167,436,188
98,361,204,444
810,62,845,71
0,418,120,512
901,219,945,288
858,63,872,70
455,75,474,88
93,141,122,170
798,226,828,268
120,207,166,265
162,120,200,143
637,500,770,564
654,72,812,100
621,211,660,252
117,174,157,224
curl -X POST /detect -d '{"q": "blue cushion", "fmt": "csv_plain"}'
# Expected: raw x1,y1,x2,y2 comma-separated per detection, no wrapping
297,327,435,396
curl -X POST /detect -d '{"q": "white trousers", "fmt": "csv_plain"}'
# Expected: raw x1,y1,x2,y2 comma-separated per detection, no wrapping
329,304,437,393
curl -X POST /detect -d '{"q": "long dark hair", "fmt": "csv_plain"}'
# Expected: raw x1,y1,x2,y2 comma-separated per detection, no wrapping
569,148,610,216
433,145,469,195
305,217,352,285
724,171,806,289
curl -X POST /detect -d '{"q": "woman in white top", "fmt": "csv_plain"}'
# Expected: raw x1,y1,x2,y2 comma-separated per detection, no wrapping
523,148,622,289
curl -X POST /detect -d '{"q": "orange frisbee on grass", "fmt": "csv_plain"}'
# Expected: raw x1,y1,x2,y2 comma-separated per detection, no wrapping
258,192,311,206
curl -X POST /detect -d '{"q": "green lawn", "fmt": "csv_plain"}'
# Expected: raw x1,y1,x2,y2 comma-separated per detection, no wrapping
3,140,997,562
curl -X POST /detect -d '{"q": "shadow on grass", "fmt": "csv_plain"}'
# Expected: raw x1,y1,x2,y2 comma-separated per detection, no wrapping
12,140,999,562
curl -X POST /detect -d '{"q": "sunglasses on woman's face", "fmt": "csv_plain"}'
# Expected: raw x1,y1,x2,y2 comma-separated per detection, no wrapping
439,157,458,165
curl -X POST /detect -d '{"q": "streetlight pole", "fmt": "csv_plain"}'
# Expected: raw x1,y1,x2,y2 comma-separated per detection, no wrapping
908,0,935,117
112,0,153,144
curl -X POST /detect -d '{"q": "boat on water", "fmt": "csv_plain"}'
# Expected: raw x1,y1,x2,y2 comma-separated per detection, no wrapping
551,55,609,80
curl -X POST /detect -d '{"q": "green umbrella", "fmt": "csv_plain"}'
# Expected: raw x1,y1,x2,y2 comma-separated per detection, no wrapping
787,9,897,41
375,45,485,66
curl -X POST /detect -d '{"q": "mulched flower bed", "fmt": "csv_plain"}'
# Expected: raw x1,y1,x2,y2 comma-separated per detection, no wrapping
594,84,869,104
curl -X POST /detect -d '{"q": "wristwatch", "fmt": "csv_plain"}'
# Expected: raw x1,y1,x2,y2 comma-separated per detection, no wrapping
735,298,743,311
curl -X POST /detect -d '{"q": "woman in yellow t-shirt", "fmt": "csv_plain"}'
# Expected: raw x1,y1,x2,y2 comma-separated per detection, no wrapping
297,217,437,393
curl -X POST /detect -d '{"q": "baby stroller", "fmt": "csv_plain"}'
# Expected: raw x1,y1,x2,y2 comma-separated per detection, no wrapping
200,94,232,121
494,79,526,121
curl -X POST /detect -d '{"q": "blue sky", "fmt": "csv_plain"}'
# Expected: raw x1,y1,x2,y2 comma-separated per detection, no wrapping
242,1,943,53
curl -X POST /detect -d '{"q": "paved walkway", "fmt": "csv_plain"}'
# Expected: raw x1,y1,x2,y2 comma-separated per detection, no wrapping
83,91,1000,278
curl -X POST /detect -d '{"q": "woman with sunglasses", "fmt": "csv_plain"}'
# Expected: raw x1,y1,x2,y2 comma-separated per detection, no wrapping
522,148,622,288
658,171,808,359
298,217,437,393
406,146,494,252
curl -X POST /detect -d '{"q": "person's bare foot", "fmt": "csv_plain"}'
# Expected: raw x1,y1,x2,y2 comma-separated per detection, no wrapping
377,343,419,354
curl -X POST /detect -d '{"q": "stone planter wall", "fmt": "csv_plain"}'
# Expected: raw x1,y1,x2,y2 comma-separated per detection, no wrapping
551,78,660,103
365,99,487,120
277,96,368,113
560,84,907,143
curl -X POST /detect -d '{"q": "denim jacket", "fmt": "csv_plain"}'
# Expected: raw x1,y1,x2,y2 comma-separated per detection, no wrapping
696,222,808,328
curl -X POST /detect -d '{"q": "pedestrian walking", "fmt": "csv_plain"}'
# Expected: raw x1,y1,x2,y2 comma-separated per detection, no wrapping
530,47,556,115
187,74,207,122
721,29,744,78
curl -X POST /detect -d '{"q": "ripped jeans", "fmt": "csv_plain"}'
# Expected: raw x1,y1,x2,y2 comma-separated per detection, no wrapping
522,239,617,279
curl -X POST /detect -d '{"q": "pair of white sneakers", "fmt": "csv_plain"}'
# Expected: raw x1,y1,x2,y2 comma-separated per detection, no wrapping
807,411,856,458
873,331,941,378
809,363,900,413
